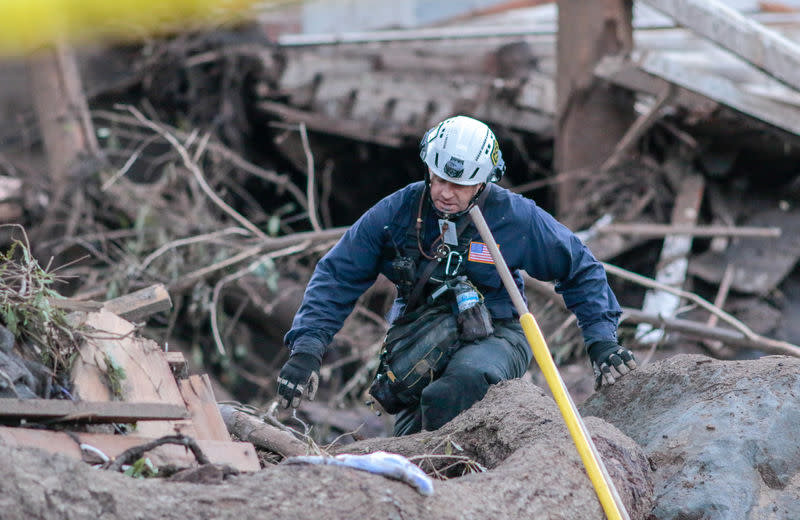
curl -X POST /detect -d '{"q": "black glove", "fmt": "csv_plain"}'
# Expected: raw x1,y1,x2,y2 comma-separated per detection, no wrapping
588,340,637,391
276,353,320,409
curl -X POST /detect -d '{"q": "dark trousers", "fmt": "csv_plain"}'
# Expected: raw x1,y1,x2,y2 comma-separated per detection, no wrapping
392,319,532,436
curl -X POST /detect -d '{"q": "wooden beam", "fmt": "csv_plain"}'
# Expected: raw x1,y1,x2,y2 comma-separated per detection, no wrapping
259,101,406,147
164,351,188,379
595,223,781,238
278,24,559,47
596,51,800,136
0,399,188,423
642,0,800,92
0,426,260,472
636,171,705,343
594,54,718,114
555,0,635,219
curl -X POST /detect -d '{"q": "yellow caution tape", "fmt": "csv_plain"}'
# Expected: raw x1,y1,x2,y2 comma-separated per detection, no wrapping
0,0,277,56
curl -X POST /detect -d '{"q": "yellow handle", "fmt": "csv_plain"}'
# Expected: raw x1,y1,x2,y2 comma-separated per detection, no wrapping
520,312,625,520
467,205,628,520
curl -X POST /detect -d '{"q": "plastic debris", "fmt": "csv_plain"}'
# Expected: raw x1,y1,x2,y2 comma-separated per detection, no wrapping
283,450,434,496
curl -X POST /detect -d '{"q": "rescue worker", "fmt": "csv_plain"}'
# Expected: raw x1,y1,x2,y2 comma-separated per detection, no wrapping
277,115,636,436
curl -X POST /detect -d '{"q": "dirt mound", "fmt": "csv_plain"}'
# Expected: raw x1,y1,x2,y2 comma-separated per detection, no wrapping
0,379,653,520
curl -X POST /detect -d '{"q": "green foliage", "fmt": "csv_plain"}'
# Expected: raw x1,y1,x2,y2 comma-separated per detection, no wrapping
123,457,159,479
103,352,127,399
0,235,83,374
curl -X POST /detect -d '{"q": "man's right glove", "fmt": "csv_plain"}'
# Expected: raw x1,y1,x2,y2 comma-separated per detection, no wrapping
587,340,637,391
276,353,320,409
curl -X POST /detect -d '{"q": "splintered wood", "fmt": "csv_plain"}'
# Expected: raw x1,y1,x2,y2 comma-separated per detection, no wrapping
1,305,259,472
72,309,195,437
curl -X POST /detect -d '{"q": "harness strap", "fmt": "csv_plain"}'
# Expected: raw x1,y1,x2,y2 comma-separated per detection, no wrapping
405,186,490,311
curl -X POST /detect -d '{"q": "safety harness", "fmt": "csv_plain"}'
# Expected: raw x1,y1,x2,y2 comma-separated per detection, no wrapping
399,185,489,312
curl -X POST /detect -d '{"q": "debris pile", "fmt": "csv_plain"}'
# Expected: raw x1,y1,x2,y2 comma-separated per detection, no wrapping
0,239,259,474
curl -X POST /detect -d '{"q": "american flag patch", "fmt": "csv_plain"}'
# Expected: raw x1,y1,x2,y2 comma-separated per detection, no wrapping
468,241,494,264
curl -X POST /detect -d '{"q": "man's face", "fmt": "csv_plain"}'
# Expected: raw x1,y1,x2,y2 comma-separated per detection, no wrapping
429,171,482,215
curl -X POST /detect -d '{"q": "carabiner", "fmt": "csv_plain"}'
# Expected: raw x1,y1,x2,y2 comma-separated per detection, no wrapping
444,250,463,277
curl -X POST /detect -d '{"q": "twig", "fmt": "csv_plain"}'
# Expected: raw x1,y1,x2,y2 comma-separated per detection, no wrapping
621,307,800,357
0,368,21,398
702,264,736,355
138,227,252,272
92,109,310,211
602,262,757,340
210,242,311,355
298,122,322,232
101,133,160,191
105,434,210,472
120,104,268,240
167,227,346,293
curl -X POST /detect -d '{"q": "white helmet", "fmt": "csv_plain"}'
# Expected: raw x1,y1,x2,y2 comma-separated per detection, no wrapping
419,115,505,185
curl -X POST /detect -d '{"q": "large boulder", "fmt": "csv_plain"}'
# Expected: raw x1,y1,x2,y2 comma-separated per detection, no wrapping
580,354,800,520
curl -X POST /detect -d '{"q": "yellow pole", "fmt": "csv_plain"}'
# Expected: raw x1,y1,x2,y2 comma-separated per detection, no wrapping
468,205,629,520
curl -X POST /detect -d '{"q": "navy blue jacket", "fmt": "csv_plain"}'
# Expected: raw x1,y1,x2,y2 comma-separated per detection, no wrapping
285,182,621,361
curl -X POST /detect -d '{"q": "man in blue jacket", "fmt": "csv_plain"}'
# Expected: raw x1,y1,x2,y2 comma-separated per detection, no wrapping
277,115,636,436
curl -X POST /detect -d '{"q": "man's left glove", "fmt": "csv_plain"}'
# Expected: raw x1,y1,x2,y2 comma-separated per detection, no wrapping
277,353,320,409
588,340,637,391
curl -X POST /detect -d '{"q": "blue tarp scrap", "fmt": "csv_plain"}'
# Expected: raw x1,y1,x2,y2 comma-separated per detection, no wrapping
283,450,434,496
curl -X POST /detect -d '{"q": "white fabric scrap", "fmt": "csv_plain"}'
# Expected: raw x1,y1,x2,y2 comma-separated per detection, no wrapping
283,451,434,496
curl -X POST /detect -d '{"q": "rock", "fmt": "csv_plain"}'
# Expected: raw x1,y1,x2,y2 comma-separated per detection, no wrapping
580,354,800,520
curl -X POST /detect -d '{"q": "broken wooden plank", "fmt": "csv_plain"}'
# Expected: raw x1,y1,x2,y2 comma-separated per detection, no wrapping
689,206,800,295
637,171,705,343
278,24,558,47
594,51,800,136
50,283,172,322
102,284,172,322
594,53,718,115
637,51,800,135
642,0,800,92
595,223,781,238
178,375,230,442
71,309,197,437
165,350,188,379
0,426,260,472
259,100,406,147
0,399,188,423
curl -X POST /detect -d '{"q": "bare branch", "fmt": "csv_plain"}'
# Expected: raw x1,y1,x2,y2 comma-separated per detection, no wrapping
120,104,268,240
